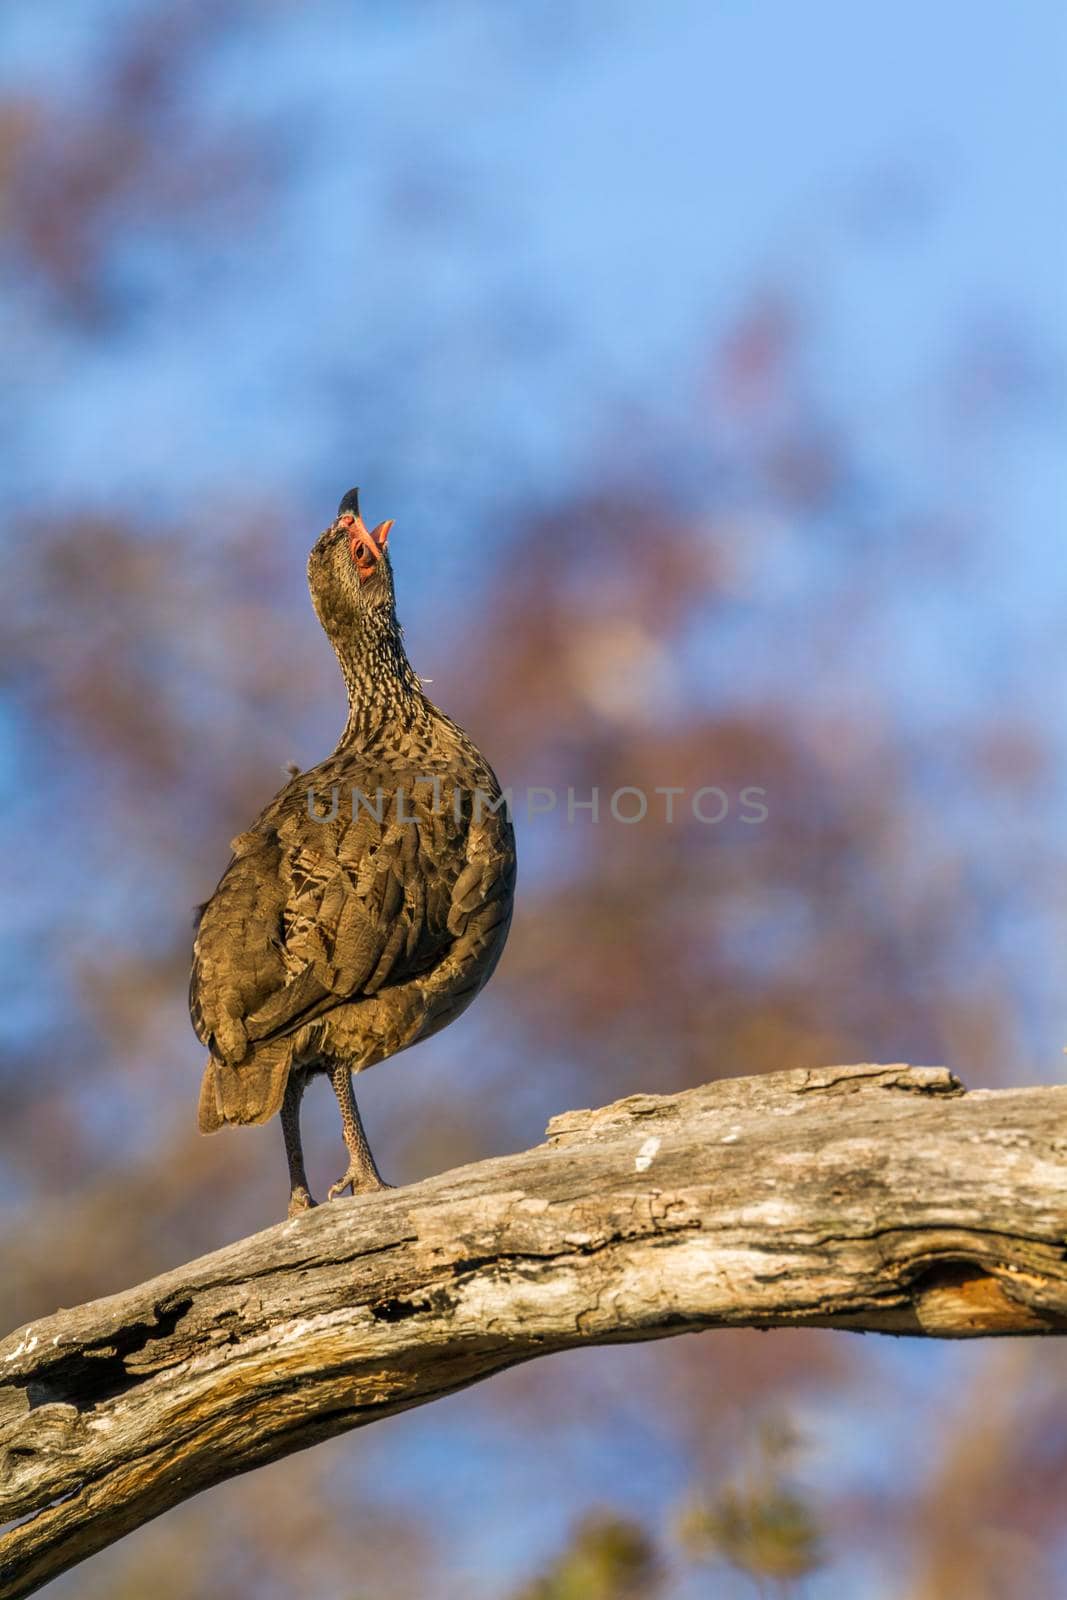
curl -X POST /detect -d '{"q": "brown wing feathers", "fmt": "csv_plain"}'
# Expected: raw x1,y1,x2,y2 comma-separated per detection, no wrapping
192,773,513,1131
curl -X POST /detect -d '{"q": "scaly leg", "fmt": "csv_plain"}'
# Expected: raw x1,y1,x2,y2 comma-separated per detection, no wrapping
327,1063,391,1199
281,1072,315,1217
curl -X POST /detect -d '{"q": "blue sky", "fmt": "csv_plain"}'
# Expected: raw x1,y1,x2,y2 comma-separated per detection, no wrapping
2,0,1063,521
3,2,1064,785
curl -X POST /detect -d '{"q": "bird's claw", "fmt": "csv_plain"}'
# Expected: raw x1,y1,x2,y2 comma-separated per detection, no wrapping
327,1166,393,1202
287,1185,316,1219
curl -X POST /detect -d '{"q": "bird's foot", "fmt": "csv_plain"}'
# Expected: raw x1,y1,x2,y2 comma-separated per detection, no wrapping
287,1185,317,1219
327,1164,393,1202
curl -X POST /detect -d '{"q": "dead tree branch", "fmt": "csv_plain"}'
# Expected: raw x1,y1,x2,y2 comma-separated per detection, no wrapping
2,1064,1066,1597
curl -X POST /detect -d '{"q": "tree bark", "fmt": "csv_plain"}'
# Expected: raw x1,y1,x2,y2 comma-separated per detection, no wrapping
2,1063,1065,1597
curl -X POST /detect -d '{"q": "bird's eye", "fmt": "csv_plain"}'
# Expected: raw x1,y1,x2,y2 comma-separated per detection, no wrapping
354,542,366,562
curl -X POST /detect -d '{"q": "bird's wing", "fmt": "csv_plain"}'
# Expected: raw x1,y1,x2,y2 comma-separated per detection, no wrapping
411,796,517,1038
189,776,508,1064
189,829,290,1062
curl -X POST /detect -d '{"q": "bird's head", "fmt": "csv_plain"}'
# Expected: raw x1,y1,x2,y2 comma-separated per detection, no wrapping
308,487,398,636
333,486,395,586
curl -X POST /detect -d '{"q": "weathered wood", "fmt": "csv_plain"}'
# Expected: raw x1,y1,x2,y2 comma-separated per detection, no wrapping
2,1064,1065,1597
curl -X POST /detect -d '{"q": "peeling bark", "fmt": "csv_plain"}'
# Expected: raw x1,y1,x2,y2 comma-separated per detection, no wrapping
2,1064,1065,1597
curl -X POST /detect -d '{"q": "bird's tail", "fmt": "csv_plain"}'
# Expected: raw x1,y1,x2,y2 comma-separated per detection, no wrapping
197,1037,292,1133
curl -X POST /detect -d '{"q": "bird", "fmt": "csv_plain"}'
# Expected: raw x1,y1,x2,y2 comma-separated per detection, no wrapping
190,488,516,1216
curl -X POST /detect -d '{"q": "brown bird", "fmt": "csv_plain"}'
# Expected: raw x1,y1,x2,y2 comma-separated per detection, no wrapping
190,488,516,1216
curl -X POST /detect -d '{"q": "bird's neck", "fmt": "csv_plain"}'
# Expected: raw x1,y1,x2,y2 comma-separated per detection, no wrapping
332,605,427,747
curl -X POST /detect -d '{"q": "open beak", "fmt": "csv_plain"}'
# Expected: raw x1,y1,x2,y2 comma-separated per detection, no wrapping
337,512,395,582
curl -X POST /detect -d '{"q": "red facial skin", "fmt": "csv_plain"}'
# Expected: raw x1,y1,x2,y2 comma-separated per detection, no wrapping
336,512,395,583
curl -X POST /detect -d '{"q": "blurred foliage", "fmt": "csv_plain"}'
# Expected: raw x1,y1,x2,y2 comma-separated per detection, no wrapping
512,1513,661,1600
676,1419,824,1593
512,1421,824,1600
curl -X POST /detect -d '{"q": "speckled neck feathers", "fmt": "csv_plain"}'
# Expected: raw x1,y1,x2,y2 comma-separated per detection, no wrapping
332,595,426,747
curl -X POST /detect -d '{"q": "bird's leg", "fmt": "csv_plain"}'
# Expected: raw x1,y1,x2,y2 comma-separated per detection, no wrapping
327,1064,391,1199
281,1073,316,1217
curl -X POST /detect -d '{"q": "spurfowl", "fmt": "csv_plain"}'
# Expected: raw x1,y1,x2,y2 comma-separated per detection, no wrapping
190,489,516,1216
